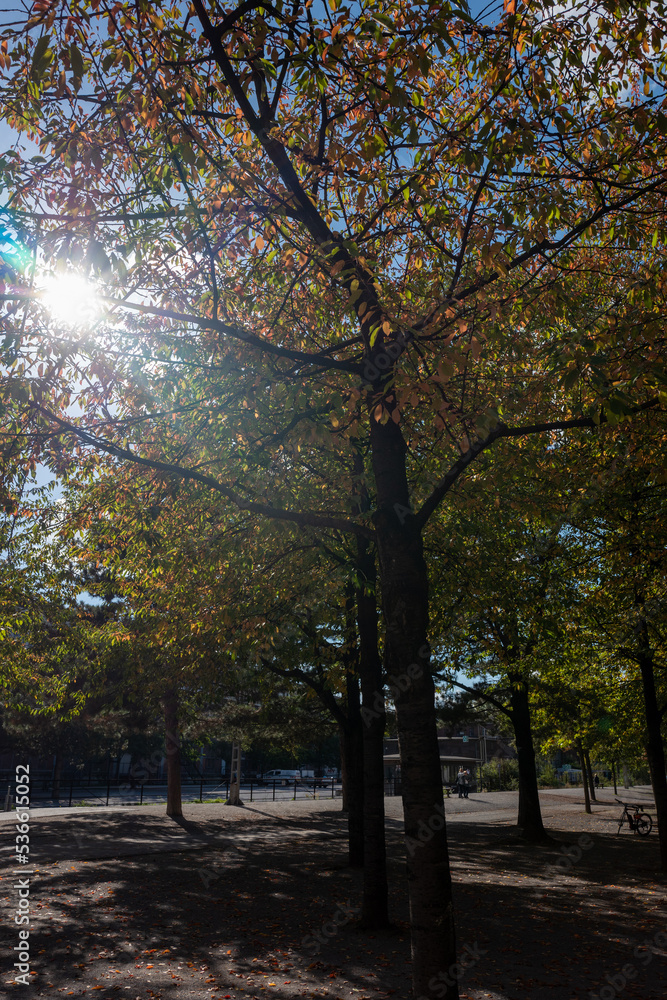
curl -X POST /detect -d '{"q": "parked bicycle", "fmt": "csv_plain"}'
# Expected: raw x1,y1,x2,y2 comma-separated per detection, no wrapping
616,799,653,836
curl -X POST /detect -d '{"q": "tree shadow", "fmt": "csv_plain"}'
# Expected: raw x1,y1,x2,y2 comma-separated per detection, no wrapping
2,808,665,998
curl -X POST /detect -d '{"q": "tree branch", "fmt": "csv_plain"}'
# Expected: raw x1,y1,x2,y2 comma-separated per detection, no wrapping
415,401,661,529
417,170,667,333
190,0,384,346
260,655,347,726
437,672,513,720
100,297,362,375
32,404,375,539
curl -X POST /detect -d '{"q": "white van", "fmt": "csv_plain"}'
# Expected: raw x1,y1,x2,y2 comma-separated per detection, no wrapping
262,769,301,785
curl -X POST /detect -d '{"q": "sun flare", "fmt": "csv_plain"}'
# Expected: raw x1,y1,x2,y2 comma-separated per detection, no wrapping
40,272,102,327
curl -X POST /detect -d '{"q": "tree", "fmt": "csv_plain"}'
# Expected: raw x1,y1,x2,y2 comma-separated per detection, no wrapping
85,444,395,920
3,3,667,994
0,481,109,731
534,655,618,813
564,445,667,866
58,453,388,865
428,474,583,840
522,414,667,855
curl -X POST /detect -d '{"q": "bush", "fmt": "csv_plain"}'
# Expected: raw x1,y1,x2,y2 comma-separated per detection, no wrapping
537,764,560,788
630,765,651,785
480,758,518,791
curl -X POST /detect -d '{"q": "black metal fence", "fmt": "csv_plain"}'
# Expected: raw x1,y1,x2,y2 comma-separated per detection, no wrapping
2,773,340,809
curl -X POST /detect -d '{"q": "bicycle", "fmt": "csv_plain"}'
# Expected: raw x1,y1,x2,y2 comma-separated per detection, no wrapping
616,799,653,836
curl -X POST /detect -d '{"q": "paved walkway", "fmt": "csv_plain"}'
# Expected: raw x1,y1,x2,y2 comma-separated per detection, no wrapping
0,785,655,865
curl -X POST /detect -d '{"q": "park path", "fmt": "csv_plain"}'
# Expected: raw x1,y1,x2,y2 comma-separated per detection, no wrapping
0,785,653,865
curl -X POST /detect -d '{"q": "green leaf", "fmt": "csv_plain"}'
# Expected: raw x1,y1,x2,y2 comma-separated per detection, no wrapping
70,43,84,81
30,35,51,79
179,143,196,166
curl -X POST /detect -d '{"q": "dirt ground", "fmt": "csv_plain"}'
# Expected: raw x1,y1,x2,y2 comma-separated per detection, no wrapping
1,787,666,999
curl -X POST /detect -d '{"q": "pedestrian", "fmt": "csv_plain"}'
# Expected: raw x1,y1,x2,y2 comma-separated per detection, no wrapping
463,769,471,798
594,772,600,789
457,767,465,798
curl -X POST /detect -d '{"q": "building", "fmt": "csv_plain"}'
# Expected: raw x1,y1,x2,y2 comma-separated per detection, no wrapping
383,723,515,793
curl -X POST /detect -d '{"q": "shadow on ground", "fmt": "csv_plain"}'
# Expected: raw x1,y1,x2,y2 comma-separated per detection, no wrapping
2,810,666,999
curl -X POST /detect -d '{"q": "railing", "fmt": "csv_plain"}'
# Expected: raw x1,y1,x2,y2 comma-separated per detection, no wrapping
2,774,340,809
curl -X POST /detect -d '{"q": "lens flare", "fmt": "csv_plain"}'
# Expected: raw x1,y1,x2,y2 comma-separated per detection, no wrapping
40,272,101,327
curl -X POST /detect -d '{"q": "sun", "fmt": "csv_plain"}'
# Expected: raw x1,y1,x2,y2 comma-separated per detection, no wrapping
39,272,102,327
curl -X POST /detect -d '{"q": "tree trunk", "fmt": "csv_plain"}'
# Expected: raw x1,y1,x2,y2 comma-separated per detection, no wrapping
612,761,618,795
636,621,667,871
340,665,365,867
226,741,242,806
371,414,457,1000
162,688,182,818
584,749,596,802
508,674,546,840
577,743,591,814
51,749,63,800
356,536,389,928
339,730,348,811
